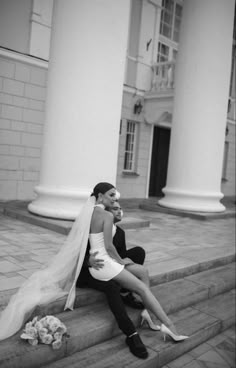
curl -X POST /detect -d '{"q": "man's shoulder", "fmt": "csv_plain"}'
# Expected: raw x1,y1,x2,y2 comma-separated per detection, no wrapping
116,224,123,230
115,225,125,235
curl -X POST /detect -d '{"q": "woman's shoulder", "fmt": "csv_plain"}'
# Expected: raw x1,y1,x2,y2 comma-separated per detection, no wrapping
94,207,113,218
91,208,113,231
104,210,113,220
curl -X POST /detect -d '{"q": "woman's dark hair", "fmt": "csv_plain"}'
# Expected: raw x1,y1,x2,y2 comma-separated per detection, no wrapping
91,182,115,199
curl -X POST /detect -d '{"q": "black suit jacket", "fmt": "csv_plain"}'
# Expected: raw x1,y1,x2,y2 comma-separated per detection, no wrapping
113,225,127,258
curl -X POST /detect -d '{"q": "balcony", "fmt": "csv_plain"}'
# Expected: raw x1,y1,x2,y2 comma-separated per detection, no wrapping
144,61,176,125
150,60,176,94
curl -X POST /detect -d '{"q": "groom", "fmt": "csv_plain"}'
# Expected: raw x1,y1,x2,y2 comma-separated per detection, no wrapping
108,201,146,306
76,201,148,359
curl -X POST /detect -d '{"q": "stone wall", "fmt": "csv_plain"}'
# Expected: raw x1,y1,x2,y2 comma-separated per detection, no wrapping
0,51,47,200
116,90,152,198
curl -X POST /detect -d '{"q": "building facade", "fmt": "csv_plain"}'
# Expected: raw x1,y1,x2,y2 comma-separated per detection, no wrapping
0,0,235,217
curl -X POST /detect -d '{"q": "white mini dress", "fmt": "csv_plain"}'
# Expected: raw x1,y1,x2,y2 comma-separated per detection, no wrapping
89,231,124,281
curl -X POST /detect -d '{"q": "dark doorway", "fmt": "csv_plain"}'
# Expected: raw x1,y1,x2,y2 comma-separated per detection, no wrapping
149,126,170,197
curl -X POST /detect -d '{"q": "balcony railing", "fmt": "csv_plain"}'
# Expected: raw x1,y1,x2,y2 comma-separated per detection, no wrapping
150,61,175,92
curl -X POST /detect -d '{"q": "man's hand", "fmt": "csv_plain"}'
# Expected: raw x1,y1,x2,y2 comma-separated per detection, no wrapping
88,252,104,270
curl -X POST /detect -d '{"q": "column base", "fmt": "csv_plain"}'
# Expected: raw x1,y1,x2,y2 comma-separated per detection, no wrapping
158,188,225,213
28,186,91,220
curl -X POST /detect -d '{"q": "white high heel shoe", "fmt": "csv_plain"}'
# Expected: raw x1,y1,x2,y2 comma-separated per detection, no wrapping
140,310,160,331
160,324,189,342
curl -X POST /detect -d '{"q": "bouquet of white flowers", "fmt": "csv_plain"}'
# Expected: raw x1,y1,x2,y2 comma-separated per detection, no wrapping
20,315,69,350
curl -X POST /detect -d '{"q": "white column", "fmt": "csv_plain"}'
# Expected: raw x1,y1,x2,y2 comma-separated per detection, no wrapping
28,0,130,219
159,0,235,212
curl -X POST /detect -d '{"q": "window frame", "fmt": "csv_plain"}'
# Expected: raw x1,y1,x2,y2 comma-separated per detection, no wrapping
222,141,229,181
155,0,182,79
159,0,183,43
123,120,139,173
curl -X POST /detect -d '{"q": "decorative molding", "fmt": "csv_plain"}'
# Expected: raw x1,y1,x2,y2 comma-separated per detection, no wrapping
28,185,91,219
122,171,140,177
147,0,162,8
144,90,174,100
127,54,152,67
155,121,172,129
144,111,172,128
0,48,48,69
227,118,236,126
123,85,145,96
31,13,51,28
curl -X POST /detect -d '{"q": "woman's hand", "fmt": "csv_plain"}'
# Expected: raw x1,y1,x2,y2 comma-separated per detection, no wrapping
88,252,104,270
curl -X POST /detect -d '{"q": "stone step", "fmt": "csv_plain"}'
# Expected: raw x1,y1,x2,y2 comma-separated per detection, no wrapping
1,258,234,319
43,291,235,368
147,252,235,287
3,205,150,235
31,261,235,318
139,199,236,220
0,263,235,368
24,291,236,368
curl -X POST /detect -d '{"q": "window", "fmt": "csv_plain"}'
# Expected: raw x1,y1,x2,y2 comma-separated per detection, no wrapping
229,43,235,102
160,0,183,43
123,121,137,171
156,42,171,81
160,0,174,39
222,141,229,181
157,0,182,60
157,40,178,63
172,49,178,61
157,42,169,63
155,0,182,83
119,119,122,135
0,0,32,54
173,3,182,42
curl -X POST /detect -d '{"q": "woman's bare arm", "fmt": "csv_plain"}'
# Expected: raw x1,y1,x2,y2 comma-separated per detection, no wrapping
103,213,125,265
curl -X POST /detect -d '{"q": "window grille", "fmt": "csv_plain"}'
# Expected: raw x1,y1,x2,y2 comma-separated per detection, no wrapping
124,121,137,171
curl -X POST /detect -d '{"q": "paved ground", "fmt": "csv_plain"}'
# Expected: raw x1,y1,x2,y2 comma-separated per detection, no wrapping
0,209,235,295
0,207,235,367
163,326,235,368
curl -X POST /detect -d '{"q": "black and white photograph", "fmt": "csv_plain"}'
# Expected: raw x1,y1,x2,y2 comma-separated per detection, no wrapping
0,0,235,367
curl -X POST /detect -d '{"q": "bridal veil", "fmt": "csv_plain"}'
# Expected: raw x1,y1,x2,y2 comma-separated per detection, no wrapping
0,195,95,341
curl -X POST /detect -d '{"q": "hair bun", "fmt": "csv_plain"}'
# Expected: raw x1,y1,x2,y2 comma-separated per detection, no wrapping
92,182,115,197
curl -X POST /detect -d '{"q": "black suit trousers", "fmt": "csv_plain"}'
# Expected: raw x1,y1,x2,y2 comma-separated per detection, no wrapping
77,246,145,337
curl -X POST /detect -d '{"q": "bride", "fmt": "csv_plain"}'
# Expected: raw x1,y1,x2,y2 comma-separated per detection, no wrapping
0,182,188,343
88,182,188,342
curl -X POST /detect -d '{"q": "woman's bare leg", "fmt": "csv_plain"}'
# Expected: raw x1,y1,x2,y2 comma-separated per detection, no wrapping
125,264,150,287
113,268,178,334
125,263,150,305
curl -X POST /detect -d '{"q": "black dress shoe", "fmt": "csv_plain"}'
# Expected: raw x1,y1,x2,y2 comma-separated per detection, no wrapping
121,292,144,309
125,333,148,359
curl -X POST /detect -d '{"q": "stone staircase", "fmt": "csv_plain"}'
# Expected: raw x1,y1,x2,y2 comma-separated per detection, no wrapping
2,201,150,235
0,256,235,368
139,197,236,220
